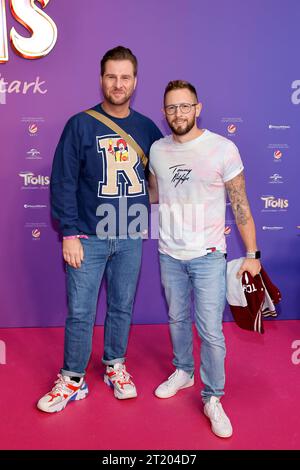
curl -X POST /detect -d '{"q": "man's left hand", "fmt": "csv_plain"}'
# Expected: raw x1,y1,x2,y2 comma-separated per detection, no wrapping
237,259,261,278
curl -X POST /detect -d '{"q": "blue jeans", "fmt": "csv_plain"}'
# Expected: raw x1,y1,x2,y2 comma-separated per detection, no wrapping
159,251,227,401
61,236,142,377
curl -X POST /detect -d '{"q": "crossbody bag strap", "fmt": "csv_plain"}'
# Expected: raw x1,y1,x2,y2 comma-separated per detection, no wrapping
84,109,148,168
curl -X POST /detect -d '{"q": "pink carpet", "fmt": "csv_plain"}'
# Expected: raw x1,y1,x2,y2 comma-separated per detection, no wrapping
0,320,299,450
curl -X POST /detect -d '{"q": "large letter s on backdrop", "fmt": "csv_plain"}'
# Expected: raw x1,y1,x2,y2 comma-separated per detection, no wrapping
9,0,57,60
0,0,9,62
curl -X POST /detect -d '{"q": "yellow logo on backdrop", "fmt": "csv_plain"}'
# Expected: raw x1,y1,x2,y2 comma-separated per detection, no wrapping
0,0,57,62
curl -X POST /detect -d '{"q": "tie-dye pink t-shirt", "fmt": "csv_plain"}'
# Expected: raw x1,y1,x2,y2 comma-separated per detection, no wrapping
149,130,244,260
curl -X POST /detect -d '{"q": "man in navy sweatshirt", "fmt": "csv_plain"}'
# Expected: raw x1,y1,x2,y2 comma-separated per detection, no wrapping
37,46,162,413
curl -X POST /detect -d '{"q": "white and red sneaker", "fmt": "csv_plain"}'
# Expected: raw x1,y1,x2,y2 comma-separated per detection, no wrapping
104,363,137,399
37,374,88,413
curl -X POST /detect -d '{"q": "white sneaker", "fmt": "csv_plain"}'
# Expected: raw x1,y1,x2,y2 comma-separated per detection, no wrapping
37,374,88,413
154,369,194,399
104,363,137,400
204,396,233,438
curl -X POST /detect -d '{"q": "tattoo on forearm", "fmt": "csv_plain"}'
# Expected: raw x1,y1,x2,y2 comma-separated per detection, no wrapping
225,171,251,225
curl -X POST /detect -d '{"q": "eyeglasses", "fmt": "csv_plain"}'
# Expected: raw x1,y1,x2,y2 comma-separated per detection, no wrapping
164,103,198,115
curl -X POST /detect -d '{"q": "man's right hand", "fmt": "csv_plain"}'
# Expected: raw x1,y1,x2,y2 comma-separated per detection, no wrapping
63,238,84,269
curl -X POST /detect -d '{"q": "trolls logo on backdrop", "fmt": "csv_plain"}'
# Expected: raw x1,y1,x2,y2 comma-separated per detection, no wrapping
0,0,57,62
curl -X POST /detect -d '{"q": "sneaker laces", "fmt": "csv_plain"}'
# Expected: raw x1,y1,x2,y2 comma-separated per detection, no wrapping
208,398,224,421
166,369,180,385
50,374,78,397
110,365,134,388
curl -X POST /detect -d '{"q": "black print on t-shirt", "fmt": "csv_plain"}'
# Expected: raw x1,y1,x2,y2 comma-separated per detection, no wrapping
169,164,192,187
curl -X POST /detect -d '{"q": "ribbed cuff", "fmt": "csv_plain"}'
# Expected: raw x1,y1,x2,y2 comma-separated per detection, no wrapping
62,227,79,237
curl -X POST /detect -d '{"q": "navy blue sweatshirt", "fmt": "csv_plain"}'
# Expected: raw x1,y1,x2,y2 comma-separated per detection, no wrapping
51,104,163,237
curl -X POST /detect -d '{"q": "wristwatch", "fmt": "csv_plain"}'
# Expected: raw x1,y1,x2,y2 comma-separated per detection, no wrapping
246,250,261,259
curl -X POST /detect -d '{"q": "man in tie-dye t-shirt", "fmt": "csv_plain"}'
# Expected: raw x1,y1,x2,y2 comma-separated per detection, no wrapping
148,80,261,438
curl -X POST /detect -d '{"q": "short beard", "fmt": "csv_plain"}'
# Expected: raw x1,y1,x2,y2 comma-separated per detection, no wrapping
103,90,132,107
168,118,195,136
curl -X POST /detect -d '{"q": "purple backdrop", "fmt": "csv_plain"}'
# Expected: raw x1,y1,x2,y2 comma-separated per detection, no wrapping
1,0,299,327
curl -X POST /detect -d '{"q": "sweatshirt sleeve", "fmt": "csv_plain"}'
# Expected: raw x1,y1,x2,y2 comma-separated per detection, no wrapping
50,116,81,236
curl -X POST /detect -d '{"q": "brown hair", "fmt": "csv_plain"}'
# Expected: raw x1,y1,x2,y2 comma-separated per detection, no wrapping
164,80,198,103
101,46,138,76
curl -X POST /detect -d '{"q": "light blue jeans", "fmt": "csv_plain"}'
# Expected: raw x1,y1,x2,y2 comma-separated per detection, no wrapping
159,251,227,401
61,236,142,378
